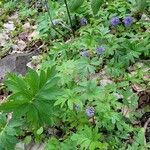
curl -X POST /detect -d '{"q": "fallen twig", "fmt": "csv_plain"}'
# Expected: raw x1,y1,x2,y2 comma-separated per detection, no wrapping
143,117,150,149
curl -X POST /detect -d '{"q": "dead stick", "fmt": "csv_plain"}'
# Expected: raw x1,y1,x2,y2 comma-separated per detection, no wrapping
143,117,150,149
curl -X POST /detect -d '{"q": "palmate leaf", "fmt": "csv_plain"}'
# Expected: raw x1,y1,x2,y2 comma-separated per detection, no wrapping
45,137,76,150
127,128,145,150
54,88,80,110
91,0,104,15
0,67,61,128
0,114,22,150
76,58,96,78
71,126,108,150
79,79,101,101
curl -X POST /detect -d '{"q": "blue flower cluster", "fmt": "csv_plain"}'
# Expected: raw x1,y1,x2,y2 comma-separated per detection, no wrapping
123,16,133,27
86,106,95,117
80,18,88,26
111,17,120,27
80,46,105,57
96,46,105,55
80,16,133,28
111,16,133,27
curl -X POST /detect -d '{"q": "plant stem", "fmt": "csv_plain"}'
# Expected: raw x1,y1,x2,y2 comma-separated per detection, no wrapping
44,0,64,37
92,116,96,126
64,0,75,37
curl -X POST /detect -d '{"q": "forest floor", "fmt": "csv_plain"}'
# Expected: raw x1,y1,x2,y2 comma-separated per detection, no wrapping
0,1,150,150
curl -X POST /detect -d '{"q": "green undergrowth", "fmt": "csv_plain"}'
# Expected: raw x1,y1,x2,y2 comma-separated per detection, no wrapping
0,0,150,150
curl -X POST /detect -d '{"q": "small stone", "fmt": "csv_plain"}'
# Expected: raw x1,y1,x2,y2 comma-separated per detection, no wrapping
3,21,15,31
17,40,27,51
100,79,113,86
28,31,39,41
0,53,34,82
15,141,25,150
11,44,19,51
23,22,31,30
0,32,9,47
23,141,45,150
8,12,18,20
47,128,62,138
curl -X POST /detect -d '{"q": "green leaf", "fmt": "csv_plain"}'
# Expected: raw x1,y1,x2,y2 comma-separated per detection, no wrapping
69,0,85,12
71,126,107,150
91,0,104,15
136,0,147,12
1,67,60,128
45,138,60,150
127,128,145,150
36,127,43,135
0,99,29,112
0,116,22,150
24,136,32,145
25,68,39,95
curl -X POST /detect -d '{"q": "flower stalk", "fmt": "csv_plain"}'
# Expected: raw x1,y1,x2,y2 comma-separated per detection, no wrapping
44,0,64,37
64,0,75,37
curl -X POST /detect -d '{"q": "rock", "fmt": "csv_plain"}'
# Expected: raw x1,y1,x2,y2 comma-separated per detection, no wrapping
26,143,45,150
0,31,9,47
17,40,27,51
8,12,18,21
3,21,15,31
47,128,63,138
11,44,19,52
100,79,113,87
0,53,34,82
26,55,42,70
16,141,45,150
23,22,31,30
15,141,25,150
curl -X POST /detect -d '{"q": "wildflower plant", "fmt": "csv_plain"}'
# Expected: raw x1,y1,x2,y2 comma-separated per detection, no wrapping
0,0,150,149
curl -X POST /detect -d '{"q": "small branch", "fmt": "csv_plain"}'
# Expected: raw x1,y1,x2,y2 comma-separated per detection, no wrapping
64,0,75,37
143,117,150,148
144,118,150,130
59,22,72,32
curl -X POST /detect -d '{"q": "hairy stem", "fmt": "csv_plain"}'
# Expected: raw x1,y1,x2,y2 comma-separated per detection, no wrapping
64,0,75,37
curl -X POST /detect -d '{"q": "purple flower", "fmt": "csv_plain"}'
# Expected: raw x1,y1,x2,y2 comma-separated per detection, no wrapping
80,50,90,57
123,16,133,27
80,18,88,26
96,46,105,55
111,17,120,27
86,106,95,117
